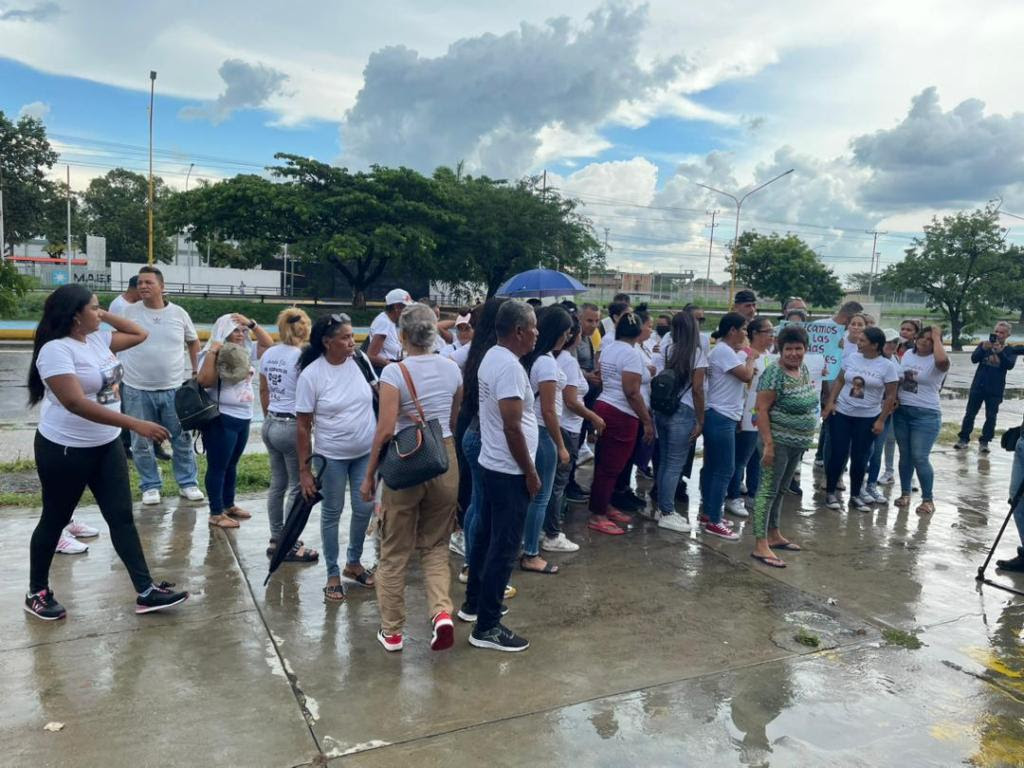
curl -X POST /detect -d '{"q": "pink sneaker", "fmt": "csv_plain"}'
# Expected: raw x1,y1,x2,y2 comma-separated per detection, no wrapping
377,629,403,652
65,519,100,539
699,514,734,530
703,521,740,541
55,533,88,555
431,612,455,651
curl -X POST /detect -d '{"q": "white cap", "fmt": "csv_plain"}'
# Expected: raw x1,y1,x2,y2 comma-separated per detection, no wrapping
882,327,901,342
384,288,413,306
455,313,472,327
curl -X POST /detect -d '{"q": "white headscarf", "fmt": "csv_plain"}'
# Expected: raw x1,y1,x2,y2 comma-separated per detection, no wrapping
203,314,247,354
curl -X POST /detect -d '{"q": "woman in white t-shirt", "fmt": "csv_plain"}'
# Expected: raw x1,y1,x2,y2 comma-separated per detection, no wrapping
653,309,707,532
893,325,950,515
589,311,655,536
296,313,378,602
197,313,273,529
25,284,188,621
822,326,898,511
360,303,463,651
517,306,573,572
726,317,776,516
702,313,758,541
258,307,317,562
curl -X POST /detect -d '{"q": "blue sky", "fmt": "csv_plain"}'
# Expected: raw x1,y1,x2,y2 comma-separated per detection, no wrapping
2,0,1023,277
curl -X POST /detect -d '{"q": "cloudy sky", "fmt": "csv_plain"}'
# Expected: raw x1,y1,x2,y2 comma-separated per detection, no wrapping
2,0,1023,279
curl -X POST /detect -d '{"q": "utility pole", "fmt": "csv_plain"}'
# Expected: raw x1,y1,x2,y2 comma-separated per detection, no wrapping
147,70,157,265
865,230,886,298
704,209,719,301
602,227,610,304
66,165,72,274
0,164,6,262
696,168,794,299
183,162,194,291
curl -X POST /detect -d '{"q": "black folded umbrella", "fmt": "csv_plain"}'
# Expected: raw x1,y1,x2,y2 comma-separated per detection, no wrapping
265,455,327,585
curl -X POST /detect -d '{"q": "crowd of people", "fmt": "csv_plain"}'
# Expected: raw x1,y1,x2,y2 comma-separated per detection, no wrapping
22,270,1024,646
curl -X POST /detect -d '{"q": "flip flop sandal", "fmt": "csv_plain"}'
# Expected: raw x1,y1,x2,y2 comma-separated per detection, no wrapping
750,553,787,568
894,495,912,508
520,556,559,574
284,545,319,563
588,518,625,535
606,509,633,525
323,583,346,602
915,501,935,515
267,539,306,556
343,568,375,588
772,541,802,551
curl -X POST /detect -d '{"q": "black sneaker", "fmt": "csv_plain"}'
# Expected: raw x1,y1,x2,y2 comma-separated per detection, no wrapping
565,485,590,503
611,490,644,511
136,581,189,614
24,589,66,621
675,482,689,503
979,441,991,454
456,602,508,622
953,439,967,450
787,478,803,495
469,623,530,652
996,548,1024,572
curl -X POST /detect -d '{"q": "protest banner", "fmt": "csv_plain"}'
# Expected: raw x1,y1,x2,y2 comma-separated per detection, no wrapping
784,319,844,381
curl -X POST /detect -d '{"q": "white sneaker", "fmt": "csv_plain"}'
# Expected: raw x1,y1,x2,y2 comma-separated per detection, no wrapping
657,513,692,533
578,442,594,465
541,533,580,552
65,518,99,539
850,495,873,512
448,530,466,556
878,470,895,486
725,498,749,518
55,533,88,555
179,486,205,502
866,485,887,504
141,489,161,505
458,566,469,584
825,493,843,510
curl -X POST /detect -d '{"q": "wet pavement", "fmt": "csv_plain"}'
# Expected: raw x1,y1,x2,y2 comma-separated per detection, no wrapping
2,442,1023,767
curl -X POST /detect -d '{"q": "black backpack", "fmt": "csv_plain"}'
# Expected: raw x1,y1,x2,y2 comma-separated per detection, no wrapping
650,368,688,416
175,379,220,431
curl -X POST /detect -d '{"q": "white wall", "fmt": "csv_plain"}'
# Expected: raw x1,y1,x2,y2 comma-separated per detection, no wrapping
110,261,282,295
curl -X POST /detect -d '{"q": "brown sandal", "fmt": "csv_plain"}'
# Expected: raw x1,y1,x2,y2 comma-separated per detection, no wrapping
915,500,935,515
209,514,240,529
226,506,252,519
894,495,912,508
323,583,346,602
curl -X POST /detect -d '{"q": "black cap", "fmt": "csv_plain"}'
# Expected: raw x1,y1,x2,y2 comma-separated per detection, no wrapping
734,289,757,304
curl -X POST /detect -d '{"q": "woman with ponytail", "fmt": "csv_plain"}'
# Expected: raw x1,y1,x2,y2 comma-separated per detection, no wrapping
24,285,188,621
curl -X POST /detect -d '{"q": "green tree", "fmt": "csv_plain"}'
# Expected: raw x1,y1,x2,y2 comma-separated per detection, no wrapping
0,257,29,315
0,111,59,255
39,181,87,257
733,232,843,308
883,206,1006,350
81,168,174,263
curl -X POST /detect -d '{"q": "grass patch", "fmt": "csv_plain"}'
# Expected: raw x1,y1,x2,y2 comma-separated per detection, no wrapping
882,628,924,649
936,422,962,446
0,453,270,508
794,628,821,648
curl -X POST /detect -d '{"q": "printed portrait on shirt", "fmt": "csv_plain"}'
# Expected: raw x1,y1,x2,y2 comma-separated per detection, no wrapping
900,369,918,393
849,376,866,399
97,360,124,405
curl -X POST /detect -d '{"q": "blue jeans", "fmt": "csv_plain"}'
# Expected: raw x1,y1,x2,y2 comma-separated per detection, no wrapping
654,405,696,517
122,384,198,492
522,426,557,556
1009,436,1024,547
728,430,761,500
201,413,249,516
701,408,737,524
461,423,484,564
867,415,894,485
320,453,375,578
465,468,529,632
893,405,942,500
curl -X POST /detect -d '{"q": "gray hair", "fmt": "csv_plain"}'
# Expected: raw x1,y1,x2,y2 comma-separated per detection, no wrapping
997,321,1012,332
495,300,535,337
399,303,438,350
581,302,600,313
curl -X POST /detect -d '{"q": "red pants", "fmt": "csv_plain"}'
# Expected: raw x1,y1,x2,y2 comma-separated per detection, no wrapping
589,400,639,515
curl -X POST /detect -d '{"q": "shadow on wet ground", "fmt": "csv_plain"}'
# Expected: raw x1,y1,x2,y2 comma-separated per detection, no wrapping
1,441,1023,767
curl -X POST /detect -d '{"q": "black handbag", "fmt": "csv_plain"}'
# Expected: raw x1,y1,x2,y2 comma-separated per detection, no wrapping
378,362,449,490
1001,425,1021,452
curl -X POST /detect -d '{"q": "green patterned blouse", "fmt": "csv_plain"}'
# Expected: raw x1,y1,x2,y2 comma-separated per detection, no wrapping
756,362,819,449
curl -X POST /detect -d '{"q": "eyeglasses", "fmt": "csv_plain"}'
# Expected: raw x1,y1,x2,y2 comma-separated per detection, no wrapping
755,328,774,334
329,313,351,325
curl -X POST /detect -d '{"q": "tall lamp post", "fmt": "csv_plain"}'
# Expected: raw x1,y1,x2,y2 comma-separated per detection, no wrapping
147,70,157,265
696,168,794,299
183,162,194,292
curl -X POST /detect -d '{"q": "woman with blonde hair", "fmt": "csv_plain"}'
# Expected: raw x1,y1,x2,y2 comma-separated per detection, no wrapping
259,307,317,561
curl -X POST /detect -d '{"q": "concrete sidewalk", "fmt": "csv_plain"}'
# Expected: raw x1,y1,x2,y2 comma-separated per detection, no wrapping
2,447,1023,767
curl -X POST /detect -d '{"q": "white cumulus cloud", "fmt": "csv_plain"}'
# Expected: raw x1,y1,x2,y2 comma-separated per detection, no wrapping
179,59,290,125
18,100,50,120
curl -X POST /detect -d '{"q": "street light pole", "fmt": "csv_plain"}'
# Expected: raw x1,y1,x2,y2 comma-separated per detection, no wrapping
66,164,72,274
147,70,157,265
704,209,718,302
183,162,194,291
0,165,6,262
696,168,794,300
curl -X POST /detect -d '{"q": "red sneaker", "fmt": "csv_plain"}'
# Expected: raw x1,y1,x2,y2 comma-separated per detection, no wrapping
703,521,740,541
431,612,455,651
699,514,734,529
377,629,404,652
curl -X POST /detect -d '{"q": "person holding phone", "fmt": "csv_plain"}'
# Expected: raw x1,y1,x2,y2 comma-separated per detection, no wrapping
956,322,1024,452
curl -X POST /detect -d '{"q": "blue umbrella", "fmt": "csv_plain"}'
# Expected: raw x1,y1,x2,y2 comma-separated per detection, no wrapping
495,268,587,298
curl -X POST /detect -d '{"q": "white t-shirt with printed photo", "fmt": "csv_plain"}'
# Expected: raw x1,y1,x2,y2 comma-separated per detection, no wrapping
740,354,777,431
706,343,748,422
557,351,587,434
295,355,376,460
597,340,645,418
897,350,945,411
199,348,256,421
379,354,462,438
370,311,403,362
259,344,302,415
36,330,124,448
837,351,899,418
478,345,539,475
530,352,567,423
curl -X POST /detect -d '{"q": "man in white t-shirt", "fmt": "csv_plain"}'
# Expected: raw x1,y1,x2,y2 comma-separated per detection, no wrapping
463,300,539,653
368,288,413,371
599,293,631,342
108,276,139,317
119,266,204,505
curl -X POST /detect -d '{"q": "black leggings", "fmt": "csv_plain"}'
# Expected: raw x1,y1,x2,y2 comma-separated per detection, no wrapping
30,432,152,593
